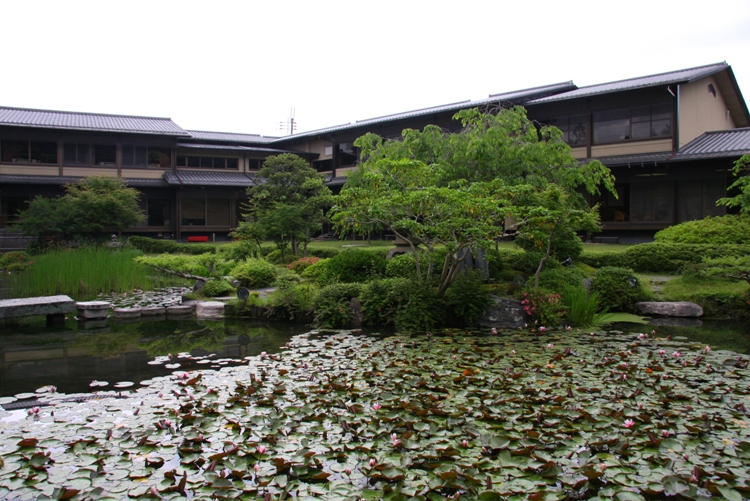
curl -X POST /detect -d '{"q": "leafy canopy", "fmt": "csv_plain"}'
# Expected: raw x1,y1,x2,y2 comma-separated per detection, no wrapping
717,154,750,213
14,176,144,243
335,107,615,294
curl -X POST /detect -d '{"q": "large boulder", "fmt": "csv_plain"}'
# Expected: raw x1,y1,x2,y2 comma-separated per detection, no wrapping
636,301,703,317
477,295,528,329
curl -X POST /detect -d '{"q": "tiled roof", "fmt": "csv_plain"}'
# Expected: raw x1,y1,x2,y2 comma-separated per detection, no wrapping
271,81,577,142
527,62,730,104
595,152,675,167
164,171,256,187
0,107,189,136
672,127,750,160
0,174,169,187
176,142,308,154
186,130,279,143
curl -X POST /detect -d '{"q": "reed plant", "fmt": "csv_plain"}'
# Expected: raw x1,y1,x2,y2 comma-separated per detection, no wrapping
564,287,613,328
9,247,172,300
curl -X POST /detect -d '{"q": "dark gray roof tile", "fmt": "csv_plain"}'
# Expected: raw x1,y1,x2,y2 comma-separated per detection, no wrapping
527,62,729,104
0,107,189,136
164,171,256,187
673,128,750,160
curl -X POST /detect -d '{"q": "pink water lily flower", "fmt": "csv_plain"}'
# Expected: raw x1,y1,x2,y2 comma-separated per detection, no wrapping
372,403,381,411
256,445,268,454
624,419,635,428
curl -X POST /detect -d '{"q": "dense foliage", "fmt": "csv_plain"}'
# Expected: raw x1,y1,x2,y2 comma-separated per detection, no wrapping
312,283,363,328
129,235,218,256
717,154,750,213
320,249,387,284
654,214,750,245
15,176,144,245
591,266,649,312
230,259,278,288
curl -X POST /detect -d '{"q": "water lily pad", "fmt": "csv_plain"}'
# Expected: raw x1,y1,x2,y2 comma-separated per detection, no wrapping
14,392,36,400
113,382,134,389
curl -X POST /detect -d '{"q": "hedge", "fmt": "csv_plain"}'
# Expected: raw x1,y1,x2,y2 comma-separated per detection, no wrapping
129,236,217,255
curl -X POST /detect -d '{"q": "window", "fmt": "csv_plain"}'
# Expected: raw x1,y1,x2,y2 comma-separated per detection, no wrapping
630,181,672,222
593,104,672,144
64,143,90,164
176,156,239,169
148,147,171,168
546,115,588,145
181,198,206,226
147,198,172,226
122,145,148,167
1,139,57,164
207,198,230,226
94,145,116,166
180,196,231,226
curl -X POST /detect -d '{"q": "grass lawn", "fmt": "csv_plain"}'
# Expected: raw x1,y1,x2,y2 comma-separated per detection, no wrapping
662,275,750,300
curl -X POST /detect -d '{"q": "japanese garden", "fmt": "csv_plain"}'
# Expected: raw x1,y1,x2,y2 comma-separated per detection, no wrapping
0,108,749,500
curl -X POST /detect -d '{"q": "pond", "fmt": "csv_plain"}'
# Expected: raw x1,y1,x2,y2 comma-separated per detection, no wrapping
1,314,748,398
0,316,306,397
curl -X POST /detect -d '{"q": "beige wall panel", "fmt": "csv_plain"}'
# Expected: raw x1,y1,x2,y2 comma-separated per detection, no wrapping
0,165,59,176
121,169,166,179
678,76,736,147
64,168,118,177
591,139,672,157
570,147,587,159
306,140,331,158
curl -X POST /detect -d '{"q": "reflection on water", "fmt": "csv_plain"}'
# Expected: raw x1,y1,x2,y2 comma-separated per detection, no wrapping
0,316,305,397
611,320,750,355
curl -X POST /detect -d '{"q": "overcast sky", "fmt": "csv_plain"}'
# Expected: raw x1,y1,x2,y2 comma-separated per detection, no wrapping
3,0,749,137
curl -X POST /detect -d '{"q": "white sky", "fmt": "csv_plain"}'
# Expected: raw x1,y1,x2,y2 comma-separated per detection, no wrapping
3,0,750,137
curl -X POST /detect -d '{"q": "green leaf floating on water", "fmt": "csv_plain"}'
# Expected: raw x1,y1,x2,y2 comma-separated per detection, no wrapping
0,328,748,498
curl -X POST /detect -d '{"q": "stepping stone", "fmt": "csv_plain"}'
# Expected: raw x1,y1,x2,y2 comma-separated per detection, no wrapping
167,304,194,315
141,306,166,316
76,301,111,319
113,307,142,319
196,301,225,319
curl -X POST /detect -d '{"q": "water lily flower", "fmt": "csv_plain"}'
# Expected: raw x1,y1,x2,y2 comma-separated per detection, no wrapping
461,440,469,447
547,343,554,349
254,464,260,472
344,468,352,476
257,445,268,454
511,350,516,355
27,406,41,416
539,326,546,332
452,355,457,359
372,403,381,411
651,330,656,335
637,333,646,340
491,327,498,336
672,351,682,357
369,458,376,467
624,419,635,428
658,349,666,355
661,430,671,438
703,346,711,353
637,402,643,410
260,351,267,357
565,326,572,331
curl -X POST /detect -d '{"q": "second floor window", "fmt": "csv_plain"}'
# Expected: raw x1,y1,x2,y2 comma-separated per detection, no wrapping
593,104,672,144
1,139,57,164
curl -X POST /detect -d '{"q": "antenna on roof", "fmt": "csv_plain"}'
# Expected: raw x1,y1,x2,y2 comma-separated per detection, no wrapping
278,107,297,135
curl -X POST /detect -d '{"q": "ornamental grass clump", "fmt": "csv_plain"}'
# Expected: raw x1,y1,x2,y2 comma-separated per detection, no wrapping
563,287,612,327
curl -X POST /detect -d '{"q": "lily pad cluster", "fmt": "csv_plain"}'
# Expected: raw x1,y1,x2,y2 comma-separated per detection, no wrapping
0,328,749,500
97,287,191,309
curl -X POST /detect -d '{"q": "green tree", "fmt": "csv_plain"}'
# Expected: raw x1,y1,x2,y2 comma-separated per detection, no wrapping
15,176,144,244
335,107,615,293
236,154,332,260
717,154,750,213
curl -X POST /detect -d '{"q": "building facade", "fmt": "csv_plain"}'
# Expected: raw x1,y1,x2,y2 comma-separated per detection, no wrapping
1,62,749,245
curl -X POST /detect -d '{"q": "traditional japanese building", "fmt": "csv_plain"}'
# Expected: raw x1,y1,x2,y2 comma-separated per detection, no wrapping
1,62,748,246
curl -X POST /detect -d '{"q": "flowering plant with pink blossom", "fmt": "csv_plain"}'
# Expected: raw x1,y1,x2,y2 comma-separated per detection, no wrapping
518,288,565,327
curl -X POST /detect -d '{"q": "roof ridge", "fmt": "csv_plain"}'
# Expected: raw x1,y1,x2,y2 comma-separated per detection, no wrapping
489,81,575,98
0,105,174,121
571,62,727,91
186,129,275,137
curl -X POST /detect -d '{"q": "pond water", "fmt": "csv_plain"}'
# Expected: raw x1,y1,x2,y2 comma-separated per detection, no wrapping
1,315,748,398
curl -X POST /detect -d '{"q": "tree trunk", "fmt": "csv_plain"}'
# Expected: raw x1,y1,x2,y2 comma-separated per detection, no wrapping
534,231,554,289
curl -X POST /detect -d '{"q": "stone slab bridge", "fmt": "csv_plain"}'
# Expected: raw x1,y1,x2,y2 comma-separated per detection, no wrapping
0,295,75,324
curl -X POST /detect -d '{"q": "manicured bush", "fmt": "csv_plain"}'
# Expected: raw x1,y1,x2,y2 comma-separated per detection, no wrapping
321,249,386,284
393,281,443,332
230,259,278,288
301,258,331,280
360,278,410,327
577,251,627,269
655,214,750,245
219,240,260,261
312,283,363,328
273,268,302,288
689,292,750,319
306,248,340,259
266,283,317,322
443,273,490,326
385,253,417,278
202,279,235,297
0,251,31,271
129,236,218,256
287,256,321,274
590,266,648,312
538,266,587,297
265,249,300,264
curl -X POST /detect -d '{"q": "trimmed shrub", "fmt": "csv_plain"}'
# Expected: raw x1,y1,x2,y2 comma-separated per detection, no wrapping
202,279,235,297
0,251,31,271
306,248,340,259
230,259,278,288
128,236,217,255
385,253,417,279
577,251,627,269
443,273,490,326
393,281,442,332
265,249,300,264
266,283,317,322
655,214,750,245
287,256,321,274
538,266,587,297
590,266,648,312
301,258,331,280
219,240,260,261
313,283,363,328
360,278,411,327
321,249,386,284
273,268,302,288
